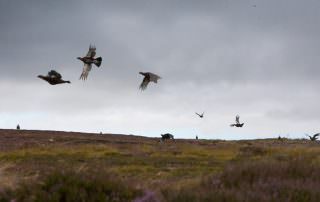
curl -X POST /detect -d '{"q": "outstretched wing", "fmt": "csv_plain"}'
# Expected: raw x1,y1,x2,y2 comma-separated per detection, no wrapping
139,76,150,90
79,63,92,80
86,45,96,58
236,115,240,124
48,70,62,79
195,112,201,117
314,133,320,138
148,72,161,83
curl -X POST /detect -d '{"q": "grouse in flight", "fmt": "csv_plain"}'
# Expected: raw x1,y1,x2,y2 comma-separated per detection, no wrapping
306,133,319,141
139,72,161,90
195,112,204,118
230,115,244,127
38,70,71,85
78,45,102,80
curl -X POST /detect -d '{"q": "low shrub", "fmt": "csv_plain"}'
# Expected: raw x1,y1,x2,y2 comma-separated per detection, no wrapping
0,170,142,202
162,157,320,202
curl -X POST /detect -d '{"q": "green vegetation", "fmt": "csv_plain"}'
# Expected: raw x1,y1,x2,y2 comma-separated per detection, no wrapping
0,131,320,201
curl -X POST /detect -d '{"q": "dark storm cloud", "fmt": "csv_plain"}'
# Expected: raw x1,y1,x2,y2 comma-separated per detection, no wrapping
0,0,319,139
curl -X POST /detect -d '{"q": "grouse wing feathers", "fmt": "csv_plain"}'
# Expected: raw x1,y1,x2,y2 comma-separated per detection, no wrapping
48,70,62,79
80,63,92,80
86,45,96,58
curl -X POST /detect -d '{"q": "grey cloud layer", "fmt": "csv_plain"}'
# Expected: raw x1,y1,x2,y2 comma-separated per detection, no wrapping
0,0,319,139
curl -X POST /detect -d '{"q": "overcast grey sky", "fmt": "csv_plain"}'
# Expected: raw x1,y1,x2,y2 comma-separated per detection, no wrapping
0,0,319,139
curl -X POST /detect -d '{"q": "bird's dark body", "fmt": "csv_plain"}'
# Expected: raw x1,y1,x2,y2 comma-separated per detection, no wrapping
161,133,174,141
77,57,102,67
38,70,71,85
79,57,94,64
196,112,204,118
139,72,161,90
306,133,319,141
230,115,244,128
38,76,70,85
234,123,244,127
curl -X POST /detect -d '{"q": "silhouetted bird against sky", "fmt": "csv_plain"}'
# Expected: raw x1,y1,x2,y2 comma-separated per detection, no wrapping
230,115,244,127
161,133,174,141
38,70,70,85
139,72,161,90
195,112,204,118
78,45,102,80
306,133,319,141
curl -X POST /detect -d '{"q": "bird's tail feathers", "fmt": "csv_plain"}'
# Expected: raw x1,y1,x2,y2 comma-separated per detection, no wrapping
94,57,102,67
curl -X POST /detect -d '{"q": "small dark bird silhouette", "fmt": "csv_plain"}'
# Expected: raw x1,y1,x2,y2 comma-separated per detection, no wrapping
139,72,161,90
230,115,244,127
38,70,70,85
278,135,286,141
195,112,204,118
306,133,319,141
16,124,20,130
161,133,174,141
78,45,102,80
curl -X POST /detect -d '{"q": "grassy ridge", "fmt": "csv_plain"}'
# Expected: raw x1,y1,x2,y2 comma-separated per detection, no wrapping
0,131,319,201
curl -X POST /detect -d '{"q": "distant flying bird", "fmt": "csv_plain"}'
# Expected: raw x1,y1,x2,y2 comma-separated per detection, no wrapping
230,115,244,127
139,72,161,90
77,45,102,80
195,112,204,118
38,70,71,85
305,133,319,141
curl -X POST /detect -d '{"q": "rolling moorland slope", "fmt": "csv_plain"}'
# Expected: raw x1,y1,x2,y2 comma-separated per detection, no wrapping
0,129,320,202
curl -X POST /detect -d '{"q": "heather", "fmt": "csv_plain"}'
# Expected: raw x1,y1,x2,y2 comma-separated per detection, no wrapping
0,129,319,202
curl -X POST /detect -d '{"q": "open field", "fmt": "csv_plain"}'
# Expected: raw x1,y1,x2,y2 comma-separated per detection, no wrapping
0,129,320,202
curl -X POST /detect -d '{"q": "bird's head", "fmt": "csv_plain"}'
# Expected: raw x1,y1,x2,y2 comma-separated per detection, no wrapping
139,72,146,76
77,57,83,61
38,75,44,79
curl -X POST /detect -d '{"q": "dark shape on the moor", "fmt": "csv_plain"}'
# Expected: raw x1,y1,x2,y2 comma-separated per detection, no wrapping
195,112,204,118
306,133,319,141
16,124,20,130
230,115,244,127
38,70,71,85
139,72,161,90
78,45,102,80
161,133,174,141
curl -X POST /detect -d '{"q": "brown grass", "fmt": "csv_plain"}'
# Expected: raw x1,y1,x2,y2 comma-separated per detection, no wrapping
0,129,320,201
